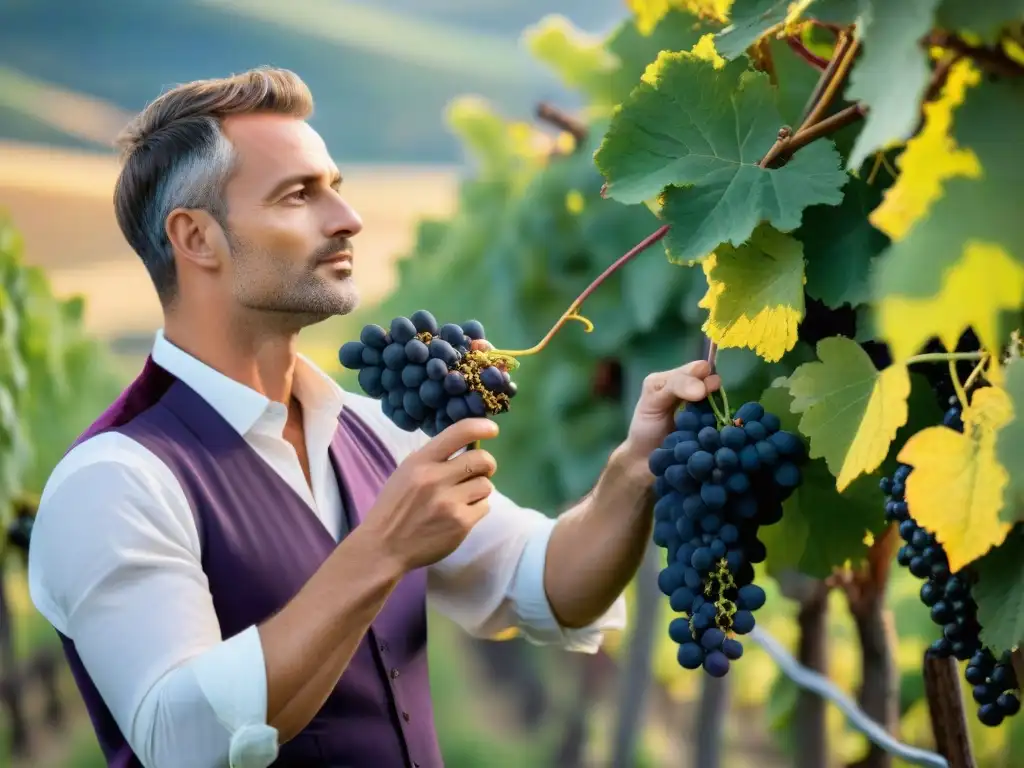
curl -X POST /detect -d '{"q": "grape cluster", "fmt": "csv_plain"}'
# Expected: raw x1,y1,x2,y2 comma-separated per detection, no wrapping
882,395,1020,727
966,648,1021,727
649,399,807,678
339,310,517,435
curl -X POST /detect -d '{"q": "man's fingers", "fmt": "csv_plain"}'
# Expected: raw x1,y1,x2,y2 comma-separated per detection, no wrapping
445,448,498,481
641,365,721,412
678,359,714,379
462,496,492,525
455,475,495,503
419,418,499,461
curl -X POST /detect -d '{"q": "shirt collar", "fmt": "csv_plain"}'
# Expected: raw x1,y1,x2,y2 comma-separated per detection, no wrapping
150,329,347,438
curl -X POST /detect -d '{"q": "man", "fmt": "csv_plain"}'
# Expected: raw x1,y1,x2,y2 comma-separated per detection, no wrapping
27,68,720,768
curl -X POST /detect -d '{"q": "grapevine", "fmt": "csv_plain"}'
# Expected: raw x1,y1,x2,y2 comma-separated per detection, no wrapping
354,0,1024,759
883,387,1023,729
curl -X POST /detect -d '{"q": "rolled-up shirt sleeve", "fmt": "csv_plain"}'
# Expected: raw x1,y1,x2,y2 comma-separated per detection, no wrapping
27,434,278,768
344,396,630,653
426,490,627,652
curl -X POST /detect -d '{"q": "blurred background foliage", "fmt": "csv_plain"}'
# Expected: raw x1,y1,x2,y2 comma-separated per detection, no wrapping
2,2,1024,767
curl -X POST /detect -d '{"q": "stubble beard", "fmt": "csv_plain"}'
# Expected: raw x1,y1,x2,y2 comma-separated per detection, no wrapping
228,232,360,328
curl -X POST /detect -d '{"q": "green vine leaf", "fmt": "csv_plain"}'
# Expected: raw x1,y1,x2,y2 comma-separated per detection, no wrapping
804,0,869,24
594,54,848,264
758,384,886,578
765,36,827,127
871,80,1024,363
936,0,1024,43
995,357,1024,524
606,9,716,93
715,0,790,60
844,0,944,170
786,336,911,491
973,527,1024,653
800,176,889,309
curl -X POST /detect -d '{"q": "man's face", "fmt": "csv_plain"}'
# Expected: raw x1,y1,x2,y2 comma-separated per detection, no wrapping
217,113,363,325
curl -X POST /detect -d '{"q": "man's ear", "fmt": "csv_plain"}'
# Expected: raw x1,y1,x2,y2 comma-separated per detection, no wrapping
165,208,228,272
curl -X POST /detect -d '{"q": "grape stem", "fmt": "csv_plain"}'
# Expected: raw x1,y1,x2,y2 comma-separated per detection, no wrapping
490,225,671,358
962,354,990,392
717,385,731,423
905,351,985,365
800,35,860,132
705,392,727,426
948,358,970,411
798,31,854,125
785,35,828,70
536,102,588,146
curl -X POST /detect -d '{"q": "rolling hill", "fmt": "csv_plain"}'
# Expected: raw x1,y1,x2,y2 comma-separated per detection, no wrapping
0,0,625,162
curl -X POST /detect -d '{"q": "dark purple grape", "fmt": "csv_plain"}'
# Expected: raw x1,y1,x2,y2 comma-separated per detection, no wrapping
410,309,438,335
443,372,468,396
339,341,365,369
461,319,485,340
405,338,430,364
357,367,384,398
678,643,705,670
703,651,730,678
439,323,466,347
722,638,743,660
390,316,417,344
360,324,388,349
480,366,505,392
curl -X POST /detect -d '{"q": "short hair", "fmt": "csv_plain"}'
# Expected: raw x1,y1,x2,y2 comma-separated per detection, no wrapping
113,67,314,304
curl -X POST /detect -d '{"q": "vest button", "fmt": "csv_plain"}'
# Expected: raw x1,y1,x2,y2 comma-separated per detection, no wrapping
391,668,400,679
402,711,410,722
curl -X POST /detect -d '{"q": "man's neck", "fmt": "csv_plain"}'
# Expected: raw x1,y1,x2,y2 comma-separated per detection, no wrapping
163,316,302,406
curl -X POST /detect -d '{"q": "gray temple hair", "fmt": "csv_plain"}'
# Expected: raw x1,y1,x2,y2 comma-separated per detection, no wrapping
112,67,313,305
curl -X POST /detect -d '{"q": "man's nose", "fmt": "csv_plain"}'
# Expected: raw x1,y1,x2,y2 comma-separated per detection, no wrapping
325,195,363,239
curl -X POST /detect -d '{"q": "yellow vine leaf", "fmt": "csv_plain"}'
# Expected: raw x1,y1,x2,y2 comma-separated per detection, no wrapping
784,0,818,26
685,0,733,22
641,34,725,87
624,0,732,35
869,59,982,241
787,336,911,492
625,0,672,35
878,242,1024,364
690,33,727,68
698,225,805,362
898,386,1014,572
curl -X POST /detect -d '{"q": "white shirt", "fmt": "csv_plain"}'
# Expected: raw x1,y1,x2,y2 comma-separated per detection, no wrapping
27,331,627,768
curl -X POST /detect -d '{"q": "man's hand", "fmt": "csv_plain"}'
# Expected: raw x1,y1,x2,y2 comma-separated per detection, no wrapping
361,418,500,572
539,360,720,629
623,360,721,464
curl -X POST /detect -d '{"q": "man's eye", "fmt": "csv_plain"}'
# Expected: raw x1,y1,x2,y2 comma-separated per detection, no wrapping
284,188,310,202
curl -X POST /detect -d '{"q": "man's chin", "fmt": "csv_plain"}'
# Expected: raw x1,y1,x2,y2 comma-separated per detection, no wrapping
241,285,360,327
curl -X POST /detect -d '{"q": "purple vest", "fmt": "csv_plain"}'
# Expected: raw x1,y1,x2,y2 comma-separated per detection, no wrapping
56,357,442,767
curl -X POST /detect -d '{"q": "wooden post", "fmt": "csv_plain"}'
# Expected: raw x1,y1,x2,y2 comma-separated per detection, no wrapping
922,653,976,768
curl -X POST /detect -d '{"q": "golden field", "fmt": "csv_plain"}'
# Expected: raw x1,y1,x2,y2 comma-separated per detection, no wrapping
0,139,461,371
